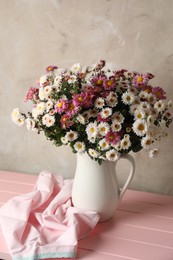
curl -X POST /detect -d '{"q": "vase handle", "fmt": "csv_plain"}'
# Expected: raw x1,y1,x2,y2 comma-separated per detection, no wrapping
117,154,135,200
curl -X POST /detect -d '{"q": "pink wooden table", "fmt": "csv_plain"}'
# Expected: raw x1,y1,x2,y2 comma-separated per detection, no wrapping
0,170,173,260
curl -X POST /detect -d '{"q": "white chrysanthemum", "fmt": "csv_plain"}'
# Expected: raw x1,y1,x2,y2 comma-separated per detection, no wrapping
88,149,99,158
147,93,156,105
68,75,77,84
54,75,62,87
76,114,85,125
46,101,54,112
106,95,118,107
11,108,20,122
111,121,122,132
44,85,52,97
32,107,39,119
39,75,48,87
128,86,137,95
164,110,172,120
36,102,45,115
99,138,110,150
139,91,150,100
74,141,85,153
86,122,98,138
70,63,81,74
88,136,96,143
106,149,119,161
154,100,165,112
42,114,55,127
134,109,146,120
122,92,135,105
121,138,131,150
139,101,150,112
129,104,139,115
11,108,24,126
61,136,68,144
65,130,78,142
141,136,153,149
133,119,148,136
112,112,124,124
148,148,159,158
132,97,140,105
98,122,110,136
39,87,46,100
94,97,105,109
25,118,36,131
167,100,173,109
100,107,112,119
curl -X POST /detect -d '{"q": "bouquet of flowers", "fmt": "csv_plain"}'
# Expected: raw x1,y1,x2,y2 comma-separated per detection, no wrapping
11,60,172,164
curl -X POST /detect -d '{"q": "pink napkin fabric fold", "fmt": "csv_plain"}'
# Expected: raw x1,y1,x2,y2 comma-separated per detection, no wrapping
0,171,99,260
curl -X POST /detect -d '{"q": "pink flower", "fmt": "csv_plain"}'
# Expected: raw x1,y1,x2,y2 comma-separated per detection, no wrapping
97,114,110,122
105,131,121,145
73,93,86,106
60,114,74,129
24,87,38,102
66,100,79,116
91,74,106,87
54,99,68,114
133,74,149,87
103,78,116,90
152,87,166,100
142,85,152,93
46,65,58,72
114,69,128,79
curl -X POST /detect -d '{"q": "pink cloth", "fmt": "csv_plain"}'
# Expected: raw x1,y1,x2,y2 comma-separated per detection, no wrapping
0,172,99,260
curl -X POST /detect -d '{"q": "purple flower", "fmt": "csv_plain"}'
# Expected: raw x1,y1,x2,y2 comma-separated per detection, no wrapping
24,87,38,102
152,87,166,100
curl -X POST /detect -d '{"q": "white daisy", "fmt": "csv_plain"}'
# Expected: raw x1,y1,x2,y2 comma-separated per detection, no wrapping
11,108,20,122
70,63,81,74
98,122,110,136
111,121,122,132
32,107,39,120
74,141,85,153
88,149,99,158
44,85,52,96
61,136,68,144
65,130,78,142
139,91,150,100
68,75,77,84
42,114,55,127
112,112,124,124
148,148,159,158
134,109,146,120
147,93,156,105
39,75,48,87
130,104,139,115
154,100,165,112
88,136,96,143
106,95,118,107
122,92,135,105
99,138,110,150
76,114,85,125
46,101,54,112
141,136,153,149
167,100,173,109
100,107,112,119
39,87,46,100
106,149,119,161
139,101,150,112
164,110,172,120
25,118,36,131
94,97,105,109
133,119,148,136
36,102,45,115
86,122,98,138
121,138,131,150
54,75,62,87
132,97,140,105
128,86,137,95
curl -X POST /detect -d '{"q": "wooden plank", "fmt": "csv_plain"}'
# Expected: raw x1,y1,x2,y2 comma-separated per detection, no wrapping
79,232,173,260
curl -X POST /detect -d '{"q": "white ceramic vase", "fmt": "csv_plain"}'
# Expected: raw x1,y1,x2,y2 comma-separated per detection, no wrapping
72,152,135,222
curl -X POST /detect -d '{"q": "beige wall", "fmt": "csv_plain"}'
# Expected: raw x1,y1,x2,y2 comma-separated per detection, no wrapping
0,0,173,195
